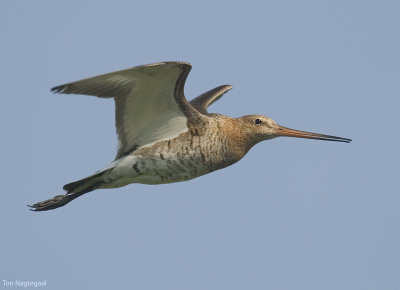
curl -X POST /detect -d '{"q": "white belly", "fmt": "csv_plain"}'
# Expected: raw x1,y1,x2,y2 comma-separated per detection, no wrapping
102,152,212,187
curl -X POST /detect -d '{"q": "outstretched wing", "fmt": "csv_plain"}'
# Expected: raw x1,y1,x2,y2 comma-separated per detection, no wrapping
52,62,200,159
189,85,232,115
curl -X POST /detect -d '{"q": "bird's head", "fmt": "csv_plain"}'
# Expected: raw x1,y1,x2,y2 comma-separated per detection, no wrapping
237,114,351,146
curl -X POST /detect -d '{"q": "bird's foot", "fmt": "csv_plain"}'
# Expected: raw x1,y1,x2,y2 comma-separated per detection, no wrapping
28,194,72,211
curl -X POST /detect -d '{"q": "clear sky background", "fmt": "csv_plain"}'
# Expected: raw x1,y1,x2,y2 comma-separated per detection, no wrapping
1,1,399,289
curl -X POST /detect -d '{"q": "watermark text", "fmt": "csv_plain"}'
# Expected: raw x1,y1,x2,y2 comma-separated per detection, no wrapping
2,280,47,288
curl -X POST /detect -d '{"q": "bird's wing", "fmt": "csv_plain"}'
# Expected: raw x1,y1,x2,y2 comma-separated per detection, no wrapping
189,85,232,115
52,62,201,159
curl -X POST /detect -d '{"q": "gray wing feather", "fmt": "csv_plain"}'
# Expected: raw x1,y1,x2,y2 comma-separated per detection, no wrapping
190,85,232,115
51,62,201,159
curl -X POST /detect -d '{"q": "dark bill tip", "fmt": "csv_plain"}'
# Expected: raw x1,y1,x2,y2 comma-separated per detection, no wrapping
276,125,352,143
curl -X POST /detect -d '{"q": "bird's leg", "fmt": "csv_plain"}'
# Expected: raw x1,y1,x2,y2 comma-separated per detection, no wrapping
28,194,78,211
29,173,109,211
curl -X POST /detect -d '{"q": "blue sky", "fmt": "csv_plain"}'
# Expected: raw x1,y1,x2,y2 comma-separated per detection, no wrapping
1,1,399,289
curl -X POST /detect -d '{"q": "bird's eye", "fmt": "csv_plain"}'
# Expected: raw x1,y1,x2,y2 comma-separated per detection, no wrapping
255,118,262,125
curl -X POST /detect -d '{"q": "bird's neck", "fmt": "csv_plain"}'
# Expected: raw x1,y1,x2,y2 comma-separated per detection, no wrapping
220,118,257,161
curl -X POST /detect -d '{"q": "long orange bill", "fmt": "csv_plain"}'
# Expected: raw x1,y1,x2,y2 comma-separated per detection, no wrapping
276,125,352,143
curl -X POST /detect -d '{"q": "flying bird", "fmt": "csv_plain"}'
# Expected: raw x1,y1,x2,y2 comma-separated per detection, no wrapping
29,62,351,211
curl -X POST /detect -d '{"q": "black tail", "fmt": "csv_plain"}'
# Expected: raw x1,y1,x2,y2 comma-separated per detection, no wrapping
62,168,112,194
29,169,113,211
